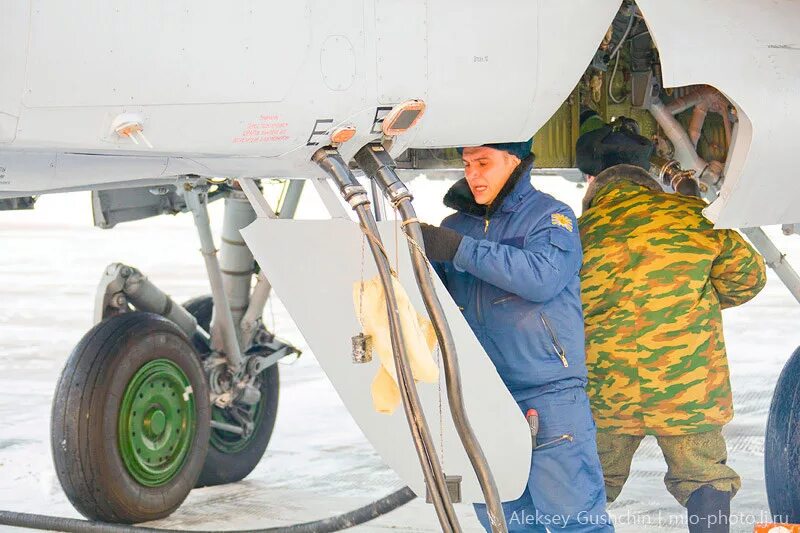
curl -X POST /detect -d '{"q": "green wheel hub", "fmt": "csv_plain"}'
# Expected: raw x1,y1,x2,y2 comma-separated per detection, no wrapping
118,359,196,487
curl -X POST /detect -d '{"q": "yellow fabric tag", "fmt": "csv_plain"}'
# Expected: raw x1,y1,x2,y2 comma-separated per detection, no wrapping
551,213,574,232
354,275,439,414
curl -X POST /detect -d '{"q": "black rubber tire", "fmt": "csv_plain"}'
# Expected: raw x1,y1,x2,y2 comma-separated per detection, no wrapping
183,296,280,488
50,313,211,524
765,345,800,523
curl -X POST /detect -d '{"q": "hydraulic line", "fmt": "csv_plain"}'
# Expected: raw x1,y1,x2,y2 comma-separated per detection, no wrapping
0,486,415,533
355,143,507,532
312,146,461,532
607,6,637,104
184,185,245,374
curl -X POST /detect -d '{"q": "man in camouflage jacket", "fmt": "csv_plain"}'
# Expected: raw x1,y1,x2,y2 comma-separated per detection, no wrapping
576,114,767,533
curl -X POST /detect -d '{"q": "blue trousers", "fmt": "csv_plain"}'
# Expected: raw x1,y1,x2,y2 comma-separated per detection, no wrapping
474,387,614,532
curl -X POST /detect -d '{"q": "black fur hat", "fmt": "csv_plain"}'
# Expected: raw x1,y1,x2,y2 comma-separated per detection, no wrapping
575,117,654,176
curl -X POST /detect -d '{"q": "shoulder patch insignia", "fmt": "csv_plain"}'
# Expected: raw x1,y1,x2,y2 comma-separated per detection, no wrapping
551,213,574,232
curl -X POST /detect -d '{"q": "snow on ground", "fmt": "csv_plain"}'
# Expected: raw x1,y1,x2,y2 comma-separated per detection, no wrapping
0,177,798,532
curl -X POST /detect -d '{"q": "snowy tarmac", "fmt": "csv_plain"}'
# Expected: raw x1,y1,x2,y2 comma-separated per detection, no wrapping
1,177,798,532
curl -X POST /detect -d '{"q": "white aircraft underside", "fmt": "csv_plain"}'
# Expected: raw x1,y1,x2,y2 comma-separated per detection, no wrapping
0,0,798,227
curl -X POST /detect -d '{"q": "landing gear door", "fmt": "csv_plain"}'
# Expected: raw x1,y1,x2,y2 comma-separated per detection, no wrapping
241,218,531,502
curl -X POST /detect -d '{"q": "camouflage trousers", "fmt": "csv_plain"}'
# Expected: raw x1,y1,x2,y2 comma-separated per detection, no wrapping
595,428,741,506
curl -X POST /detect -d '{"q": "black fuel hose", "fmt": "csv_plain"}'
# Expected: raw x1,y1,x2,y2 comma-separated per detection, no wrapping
0,486,415,532
312,147,460,532
354,143,507,532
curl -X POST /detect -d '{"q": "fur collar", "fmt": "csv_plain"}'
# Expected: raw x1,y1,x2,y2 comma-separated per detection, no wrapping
444,155,534,217
582,164,661,212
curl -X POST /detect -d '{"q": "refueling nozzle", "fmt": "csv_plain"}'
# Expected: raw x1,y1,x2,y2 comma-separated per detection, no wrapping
650,155,706,197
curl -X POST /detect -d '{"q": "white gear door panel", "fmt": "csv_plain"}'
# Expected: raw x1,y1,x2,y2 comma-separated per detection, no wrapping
241,218,530,502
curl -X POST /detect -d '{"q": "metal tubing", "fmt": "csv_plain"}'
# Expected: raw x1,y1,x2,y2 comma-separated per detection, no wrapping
688,106,708,147
114,264,199,338
238,178,276,219
663,85,728,117
649,99,712,181
210,419,245,435
663,88,705,115
185,186,245,374
241,273,272,347
312,147,460,533
238,180,305,347
650,97,800,305
355,143,507,532
277,180,305,218
742,227,800,304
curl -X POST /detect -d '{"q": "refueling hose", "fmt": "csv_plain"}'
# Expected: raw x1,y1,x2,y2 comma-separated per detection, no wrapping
312,146,461,532
0,487,415,532
354,143,508,532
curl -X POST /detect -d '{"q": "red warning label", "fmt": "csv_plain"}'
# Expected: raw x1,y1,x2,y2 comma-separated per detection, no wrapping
233,115,290,144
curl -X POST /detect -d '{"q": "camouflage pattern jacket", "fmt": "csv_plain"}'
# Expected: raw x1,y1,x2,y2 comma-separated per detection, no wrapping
578,165,767,435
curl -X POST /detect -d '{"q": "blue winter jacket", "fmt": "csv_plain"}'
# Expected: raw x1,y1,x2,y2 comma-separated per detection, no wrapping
433,157,588,402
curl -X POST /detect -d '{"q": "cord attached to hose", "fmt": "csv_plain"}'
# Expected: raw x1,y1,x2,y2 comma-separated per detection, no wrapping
354,143,508,532
312,147,461,532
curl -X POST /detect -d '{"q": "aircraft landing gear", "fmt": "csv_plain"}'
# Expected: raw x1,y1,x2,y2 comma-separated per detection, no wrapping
765,346,800,523
51,313,211,523
48,178,301,523
183,295,281,488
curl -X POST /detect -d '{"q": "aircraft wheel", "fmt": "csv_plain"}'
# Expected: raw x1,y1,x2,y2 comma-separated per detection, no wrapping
765,345,800,522
183,296,280,487
51,312,210,523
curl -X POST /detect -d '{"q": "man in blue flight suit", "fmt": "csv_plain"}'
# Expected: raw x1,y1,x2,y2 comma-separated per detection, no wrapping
420,140,613,532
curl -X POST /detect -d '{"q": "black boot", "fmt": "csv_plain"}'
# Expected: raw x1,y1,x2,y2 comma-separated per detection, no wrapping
686,485,731,533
